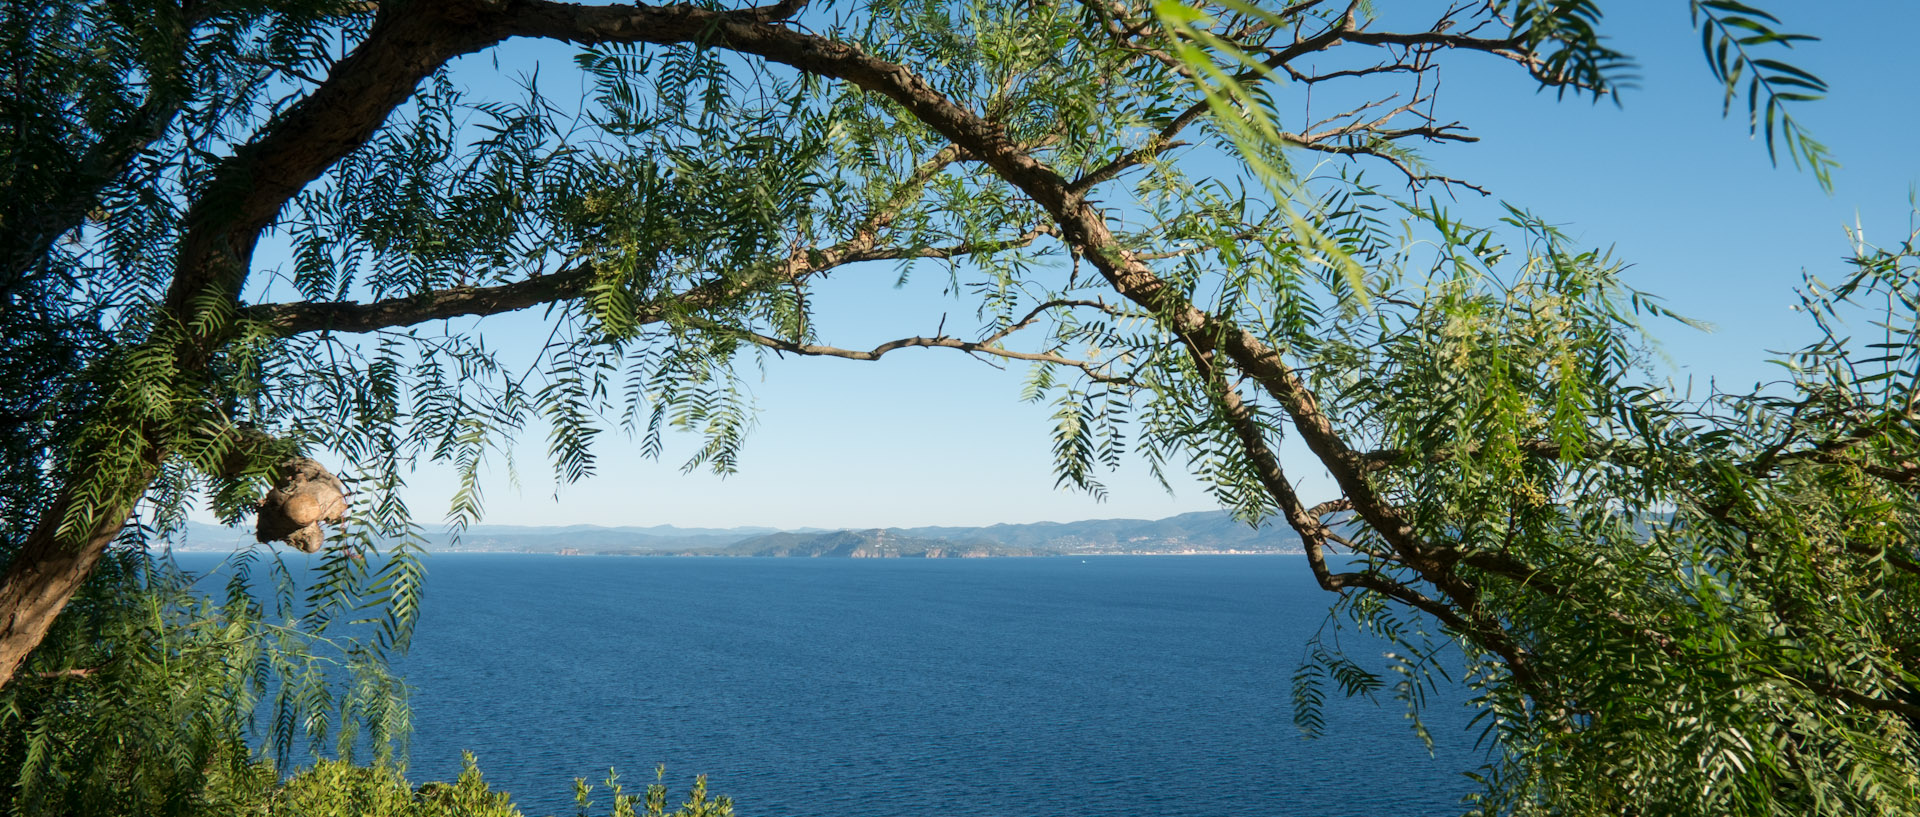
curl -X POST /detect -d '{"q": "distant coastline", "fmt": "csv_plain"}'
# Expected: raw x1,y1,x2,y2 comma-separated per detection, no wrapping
526,548,1292,558
172,510,1305,557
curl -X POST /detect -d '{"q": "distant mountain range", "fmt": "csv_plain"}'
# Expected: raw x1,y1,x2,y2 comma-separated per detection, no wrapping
175,510,1301,557
714,529,1042,558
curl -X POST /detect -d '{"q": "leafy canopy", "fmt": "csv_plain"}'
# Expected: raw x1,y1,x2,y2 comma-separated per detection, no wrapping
0,1,1913,816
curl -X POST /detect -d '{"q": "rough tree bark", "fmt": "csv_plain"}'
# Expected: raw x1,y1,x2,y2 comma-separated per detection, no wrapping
0,487,149,686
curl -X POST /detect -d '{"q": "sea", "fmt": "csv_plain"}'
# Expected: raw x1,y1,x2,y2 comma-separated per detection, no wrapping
178,553,1485,817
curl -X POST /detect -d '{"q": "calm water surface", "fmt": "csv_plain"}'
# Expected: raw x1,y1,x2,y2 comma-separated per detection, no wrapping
191,553,1484,816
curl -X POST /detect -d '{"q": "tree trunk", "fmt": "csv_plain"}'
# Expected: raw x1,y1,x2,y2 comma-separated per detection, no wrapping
0,488,140,690
0,2,495,693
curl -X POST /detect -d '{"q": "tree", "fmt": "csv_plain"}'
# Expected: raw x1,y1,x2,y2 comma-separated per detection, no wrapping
1,0,1913,814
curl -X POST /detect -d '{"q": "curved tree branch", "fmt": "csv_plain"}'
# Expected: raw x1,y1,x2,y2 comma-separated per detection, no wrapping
511,0,1566,697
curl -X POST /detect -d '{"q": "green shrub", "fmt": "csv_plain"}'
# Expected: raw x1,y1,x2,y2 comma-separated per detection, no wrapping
260,754,728,817
266,754,517,817
568,767,733,817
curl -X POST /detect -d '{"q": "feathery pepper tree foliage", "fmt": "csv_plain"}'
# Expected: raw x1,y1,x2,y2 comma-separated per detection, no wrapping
0,0,1914,814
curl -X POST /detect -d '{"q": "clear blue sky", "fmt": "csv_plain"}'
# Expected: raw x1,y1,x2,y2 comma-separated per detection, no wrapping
229,2,1920,532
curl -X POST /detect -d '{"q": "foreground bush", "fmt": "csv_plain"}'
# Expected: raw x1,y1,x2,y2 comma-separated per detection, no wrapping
266,755,729,817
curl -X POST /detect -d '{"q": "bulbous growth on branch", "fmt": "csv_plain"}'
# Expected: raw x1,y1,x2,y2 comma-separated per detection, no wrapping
256,457,348,553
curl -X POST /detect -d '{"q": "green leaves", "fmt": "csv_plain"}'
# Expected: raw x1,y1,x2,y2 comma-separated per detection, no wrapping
572,766,734,817
1267,195,1920,813
1691,1,1836,190
1499,0,1635,99
1150,1,1373,301
1048,386,1130,501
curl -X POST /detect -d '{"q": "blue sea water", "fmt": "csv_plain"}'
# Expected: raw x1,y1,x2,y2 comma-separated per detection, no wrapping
185,553,1484,816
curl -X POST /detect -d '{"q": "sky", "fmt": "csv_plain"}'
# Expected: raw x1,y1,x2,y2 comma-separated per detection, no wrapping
220,2,1920,532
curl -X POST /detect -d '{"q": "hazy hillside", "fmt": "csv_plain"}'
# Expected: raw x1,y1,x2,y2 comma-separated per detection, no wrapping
898,511,1298,553
715,529,1039,558
170,510,1300,555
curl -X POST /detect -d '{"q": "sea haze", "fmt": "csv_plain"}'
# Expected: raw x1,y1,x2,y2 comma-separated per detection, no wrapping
173,510,1304,555
352,554,1480,817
